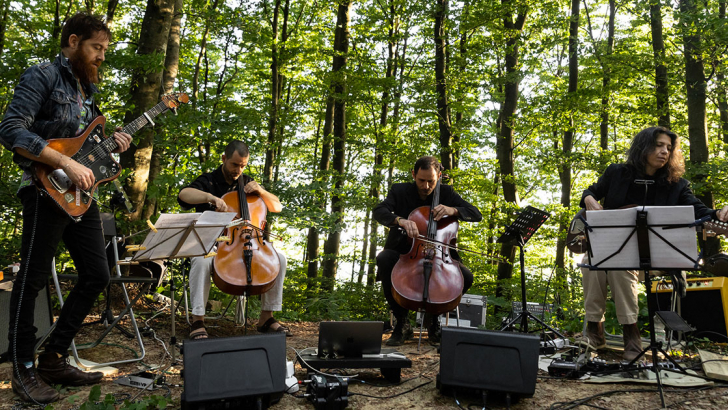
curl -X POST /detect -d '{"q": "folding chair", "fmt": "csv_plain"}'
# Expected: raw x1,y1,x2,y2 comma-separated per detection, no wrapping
36,214,159,370
177,258,246,327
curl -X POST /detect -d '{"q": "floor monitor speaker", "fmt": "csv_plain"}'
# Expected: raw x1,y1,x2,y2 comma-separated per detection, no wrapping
181,332,286,410
438,327,539,398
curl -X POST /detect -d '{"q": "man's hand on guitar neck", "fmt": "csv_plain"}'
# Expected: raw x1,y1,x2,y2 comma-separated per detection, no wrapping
111,127,132,154
717,206,728,222
584,195,603,211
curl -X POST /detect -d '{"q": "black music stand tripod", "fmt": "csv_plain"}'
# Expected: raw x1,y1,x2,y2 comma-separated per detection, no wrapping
499,207,565,339
582,206,700,408
128,211,236,361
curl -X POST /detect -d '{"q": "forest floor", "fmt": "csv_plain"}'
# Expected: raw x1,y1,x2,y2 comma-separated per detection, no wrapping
2,305,728,410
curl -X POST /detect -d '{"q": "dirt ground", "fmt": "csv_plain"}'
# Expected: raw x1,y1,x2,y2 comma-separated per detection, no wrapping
2,303,728,410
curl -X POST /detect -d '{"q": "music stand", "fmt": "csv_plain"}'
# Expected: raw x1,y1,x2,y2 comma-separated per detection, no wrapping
582,205,700,408
128,211,236,361
499,207,564,338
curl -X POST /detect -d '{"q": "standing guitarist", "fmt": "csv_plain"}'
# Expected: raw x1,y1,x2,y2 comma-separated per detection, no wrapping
0,13,131,404
580,126,728,361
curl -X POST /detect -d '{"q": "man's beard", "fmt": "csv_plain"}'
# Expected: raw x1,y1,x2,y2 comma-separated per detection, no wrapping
69,47,100,86
222,166,240,183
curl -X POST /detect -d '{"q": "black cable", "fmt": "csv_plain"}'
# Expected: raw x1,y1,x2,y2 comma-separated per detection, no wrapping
550,388,658,410
347,380,432,399
692,331,728,342
351,375,419,387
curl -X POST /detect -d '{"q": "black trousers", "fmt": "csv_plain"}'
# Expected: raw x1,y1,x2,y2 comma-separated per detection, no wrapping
8,188,110,362
376,249,473,319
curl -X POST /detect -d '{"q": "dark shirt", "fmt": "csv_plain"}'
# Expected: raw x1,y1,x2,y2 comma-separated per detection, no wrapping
0,53,100,172
580,163,716,219
177,165,253,212
372,182,482,254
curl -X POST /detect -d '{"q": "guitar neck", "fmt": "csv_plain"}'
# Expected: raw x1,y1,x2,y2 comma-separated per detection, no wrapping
101,101,171,152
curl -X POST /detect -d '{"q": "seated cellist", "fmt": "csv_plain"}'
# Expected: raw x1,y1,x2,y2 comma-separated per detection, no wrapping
373,156,482,345
177,140,291,339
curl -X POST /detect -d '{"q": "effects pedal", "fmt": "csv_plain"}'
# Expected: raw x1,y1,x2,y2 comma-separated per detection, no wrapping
305,374,348,410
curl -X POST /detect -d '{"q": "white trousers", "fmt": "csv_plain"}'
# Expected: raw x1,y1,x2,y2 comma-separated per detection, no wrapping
188,252,287,316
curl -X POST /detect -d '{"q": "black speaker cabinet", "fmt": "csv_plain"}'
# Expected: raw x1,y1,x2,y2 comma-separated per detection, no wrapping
438,327,539,398
181,332,286,410
0,282,53,362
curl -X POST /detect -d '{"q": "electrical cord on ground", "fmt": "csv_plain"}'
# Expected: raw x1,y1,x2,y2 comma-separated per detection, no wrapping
551,385,728,410
550,388,659,410
692,331,728,342
347,380,432,399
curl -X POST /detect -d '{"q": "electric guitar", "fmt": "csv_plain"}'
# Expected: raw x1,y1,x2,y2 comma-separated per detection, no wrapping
703,219,728,239
31,93,189,220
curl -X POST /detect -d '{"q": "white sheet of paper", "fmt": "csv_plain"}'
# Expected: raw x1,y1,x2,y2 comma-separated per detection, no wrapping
586,206,698,270
133,211,236,261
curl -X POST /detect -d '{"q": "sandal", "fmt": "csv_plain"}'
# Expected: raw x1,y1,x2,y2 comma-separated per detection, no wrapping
256,317,292,337
189,320,208,340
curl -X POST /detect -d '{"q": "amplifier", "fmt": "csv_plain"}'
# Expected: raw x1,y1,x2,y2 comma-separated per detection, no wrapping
416,293,487,329
650,277,728,342
0,280,54,362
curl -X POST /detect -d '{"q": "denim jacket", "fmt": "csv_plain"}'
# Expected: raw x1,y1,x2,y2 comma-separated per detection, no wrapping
0,53,100,172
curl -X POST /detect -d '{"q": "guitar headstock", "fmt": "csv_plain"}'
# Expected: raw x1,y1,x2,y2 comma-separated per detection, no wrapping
704,220,728,238
161,93,190,110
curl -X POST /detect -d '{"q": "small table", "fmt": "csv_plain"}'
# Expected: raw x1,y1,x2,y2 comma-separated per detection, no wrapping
297,348,412,383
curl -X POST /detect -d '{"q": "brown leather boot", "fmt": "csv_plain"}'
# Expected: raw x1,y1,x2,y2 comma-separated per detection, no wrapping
36,352,103,386
622,323,643,361
12,365,61,404
584,321,606,350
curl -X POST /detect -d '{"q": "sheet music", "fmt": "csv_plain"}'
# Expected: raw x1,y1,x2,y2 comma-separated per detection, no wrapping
133,211,236,261
586,206,698,270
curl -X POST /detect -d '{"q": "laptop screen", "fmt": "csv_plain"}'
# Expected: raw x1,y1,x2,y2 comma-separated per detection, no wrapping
317,321,384,358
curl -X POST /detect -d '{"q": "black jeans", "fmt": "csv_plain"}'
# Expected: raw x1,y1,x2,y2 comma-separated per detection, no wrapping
8,188,110,362
376,249,474,320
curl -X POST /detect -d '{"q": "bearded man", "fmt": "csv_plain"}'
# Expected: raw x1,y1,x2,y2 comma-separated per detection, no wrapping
0,13,132,404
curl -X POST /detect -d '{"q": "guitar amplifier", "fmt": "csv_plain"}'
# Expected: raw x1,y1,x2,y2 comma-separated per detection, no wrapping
415,294,487,328
0,280,54,362
650,277,728,342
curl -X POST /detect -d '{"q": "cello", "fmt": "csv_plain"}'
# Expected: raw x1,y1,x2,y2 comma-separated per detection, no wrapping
391,180,464,314
212,178,280,296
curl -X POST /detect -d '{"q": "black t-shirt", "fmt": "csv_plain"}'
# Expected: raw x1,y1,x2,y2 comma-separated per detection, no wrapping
177,165,253,212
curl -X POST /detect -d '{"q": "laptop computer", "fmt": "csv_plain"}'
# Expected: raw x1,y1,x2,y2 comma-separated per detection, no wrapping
317,321,384,359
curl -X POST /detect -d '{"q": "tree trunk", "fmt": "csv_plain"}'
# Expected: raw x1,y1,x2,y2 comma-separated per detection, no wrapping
554,0,579,305
0,0,9,56
358,210,370,284
680,0,718,255
52,0,73,45
651,0,670,128
321,0,352,289
718,1,728,145
119,0,175,222
106,0,120,29
495,1,527,286
599,0,615,150
141,0,183,222
192,0,219,104
264,0,282,186
306,97,335,279
434,0,453,170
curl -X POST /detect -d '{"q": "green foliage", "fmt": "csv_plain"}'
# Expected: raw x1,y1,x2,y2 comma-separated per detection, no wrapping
1,0,727,329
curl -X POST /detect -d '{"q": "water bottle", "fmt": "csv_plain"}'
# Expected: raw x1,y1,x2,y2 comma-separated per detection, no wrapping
653,314,666,345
